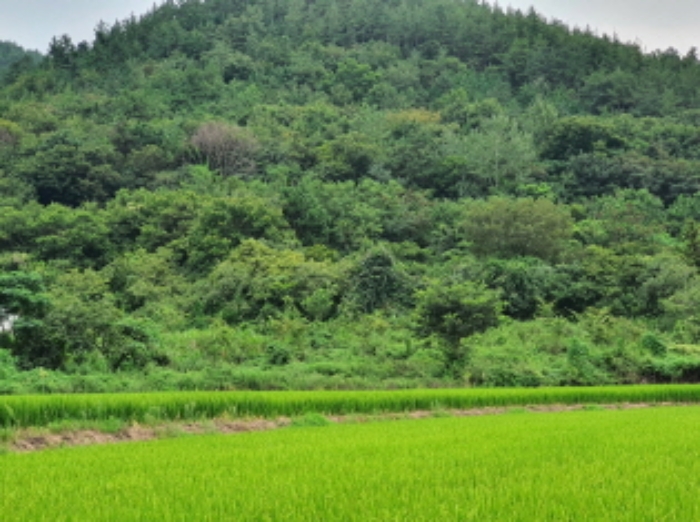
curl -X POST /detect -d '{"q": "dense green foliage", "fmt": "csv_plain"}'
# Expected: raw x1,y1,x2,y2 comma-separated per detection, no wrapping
4,408,700,520
2,0,700,390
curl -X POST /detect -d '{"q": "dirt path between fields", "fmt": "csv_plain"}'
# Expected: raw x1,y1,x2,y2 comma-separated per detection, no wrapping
3,402,689,454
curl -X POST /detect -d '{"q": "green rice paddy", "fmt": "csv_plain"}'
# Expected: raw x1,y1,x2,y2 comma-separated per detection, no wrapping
3,384,700,428
2,406,700,521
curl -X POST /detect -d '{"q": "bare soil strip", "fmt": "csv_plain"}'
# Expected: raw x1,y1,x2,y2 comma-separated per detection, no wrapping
4,402,688,454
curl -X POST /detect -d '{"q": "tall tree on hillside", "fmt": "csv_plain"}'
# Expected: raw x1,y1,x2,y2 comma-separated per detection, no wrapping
190,122,260,178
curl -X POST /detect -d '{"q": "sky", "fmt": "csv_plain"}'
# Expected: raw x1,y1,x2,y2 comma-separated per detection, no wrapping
502,0,699,55
0,0,157,52
0,0,697,55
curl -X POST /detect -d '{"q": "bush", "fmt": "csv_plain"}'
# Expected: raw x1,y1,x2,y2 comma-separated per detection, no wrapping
0,349,19,381
464,316,655,386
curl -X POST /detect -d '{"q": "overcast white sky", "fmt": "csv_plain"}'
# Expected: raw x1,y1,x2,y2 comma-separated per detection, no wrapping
502,0,699,55
0,0,156,52
0,0,697,55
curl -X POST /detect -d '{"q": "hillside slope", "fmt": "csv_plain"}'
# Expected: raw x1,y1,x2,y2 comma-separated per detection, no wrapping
1,0,700,392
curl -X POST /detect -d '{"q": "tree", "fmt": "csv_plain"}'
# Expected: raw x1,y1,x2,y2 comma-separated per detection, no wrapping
48,35,77,73
105,248,187,315
662,278,700,343
376,108,467,195
682,221,700,269
441,114,538,196
414,280,502,368
190,121,260,177
23,270,164,370
580,69,639,114
16,128,121,206
575,189,667,254
330,58,379,102
0,119,23,152
0,271,49,368
104,189,201,254
184,192,294,272
281,176,386,252
347,246,412,313
463,197,573,262
199,239,342,323
484,257,561,320
540,116,626,161
315,132,381,181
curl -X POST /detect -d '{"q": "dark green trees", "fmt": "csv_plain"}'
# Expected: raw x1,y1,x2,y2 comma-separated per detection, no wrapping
16,129,121,206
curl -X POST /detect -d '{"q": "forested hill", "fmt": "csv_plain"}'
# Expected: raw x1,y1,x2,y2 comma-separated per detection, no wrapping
2,0,700,393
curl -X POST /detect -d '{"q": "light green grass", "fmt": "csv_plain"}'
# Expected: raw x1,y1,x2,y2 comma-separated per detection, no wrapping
2,407,700,521
2,384,700,428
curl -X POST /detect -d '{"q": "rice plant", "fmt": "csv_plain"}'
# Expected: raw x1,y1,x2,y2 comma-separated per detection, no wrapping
2,407,700,521
2,384,700,428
